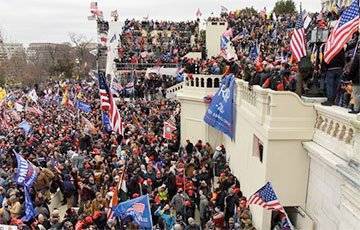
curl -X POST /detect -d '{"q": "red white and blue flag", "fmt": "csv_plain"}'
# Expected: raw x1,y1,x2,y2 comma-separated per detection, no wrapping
324,0,360,63
290,9,307,63
163,120,177,140
98,72,123,135
247,182,285,212
220,28,233,57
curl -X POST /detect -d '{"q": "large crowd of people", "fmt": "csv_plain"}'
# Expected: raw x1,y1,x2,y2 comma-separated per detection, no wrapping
118,20,204,65
1,2,360,230
1,77,282,229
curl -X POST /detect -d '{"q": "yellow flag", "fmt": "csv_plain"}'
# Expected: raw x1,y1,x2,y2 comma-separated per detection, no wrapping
0,87,6,101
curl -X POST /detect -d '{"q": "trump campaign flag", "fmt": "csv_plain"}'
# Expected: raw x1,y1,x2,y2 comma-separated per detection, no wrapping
102,112,112,133
113,194,153,229
14,152,39,221
204,74,235,139
14,153,39,187
75,100,92,113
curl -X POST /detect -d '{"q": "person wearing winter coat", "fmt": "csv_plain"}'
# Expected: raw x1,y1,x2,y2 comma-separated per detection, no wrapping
155,205,176,230
185,217,201,230
225,190,239,222
170,188,185,213
348,51,360,113
199,193,209,227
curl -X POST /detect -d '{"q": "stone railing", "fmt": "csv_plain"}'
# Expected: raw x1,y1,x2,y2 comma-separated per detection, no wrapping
184,74,222,89
166,82,184,98
177,74,222,101
313,105,356,161
235,79,315,138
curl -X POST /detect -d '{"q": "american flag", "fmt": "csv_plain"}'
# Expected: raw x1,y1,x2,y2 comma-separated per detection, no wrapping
290,10,307,63
90,2,98,14
247,182,285,213
107,183,119,220
98,73,110,111
324,0,360,64
98,72,123,135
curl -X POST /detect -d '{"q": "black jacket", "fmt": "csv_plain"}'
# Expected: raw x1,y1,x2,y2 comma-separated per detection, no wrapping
325,49,345,69
349,53,360,85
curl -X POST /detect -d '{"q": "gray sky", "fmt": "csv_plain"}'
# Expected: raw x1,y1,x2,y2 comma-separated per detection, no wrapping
0,0,321,44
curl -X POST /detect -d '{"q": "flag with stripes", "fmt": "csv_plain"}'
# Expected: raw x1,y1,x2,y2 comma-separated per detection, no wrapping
107,183,119,220
324,0,360,64
98,72,123,135
98,73,110,111
163,120,177,140
247,182,285,213
90,2,98,14
290,9,307,63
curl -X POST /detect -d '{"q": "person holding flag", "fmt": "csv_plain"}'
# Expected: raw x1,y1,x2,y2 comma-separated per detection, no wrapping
322,0,360,106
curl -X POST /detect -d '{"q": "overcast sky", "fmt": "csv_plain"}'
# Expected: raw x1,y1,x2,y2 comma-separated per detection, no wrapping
0,0,321,45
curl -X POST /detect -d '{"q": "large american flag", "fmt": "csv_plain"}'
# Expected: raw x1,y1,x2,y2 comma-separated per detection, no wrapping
98,72,123,135
324,0,360,64
290,10,307,63
247,182,285,213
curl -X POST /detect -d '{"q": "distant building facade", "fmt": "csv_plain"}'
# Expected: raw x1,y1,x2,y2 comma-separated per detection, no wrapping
27,43,72,64
0,43,26,60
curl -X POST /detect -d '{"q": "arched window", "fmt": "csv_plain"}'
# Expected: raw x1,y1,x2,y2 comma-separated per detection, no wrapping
195,78,199,87
201,78,205,87
207,78,213,88
214,78,220,88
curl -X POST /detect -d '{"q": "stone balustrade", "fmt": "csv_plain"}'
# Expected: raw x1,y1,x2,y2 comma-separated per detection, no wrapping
166,82,184,98
184,74,221,89
313,105,356,161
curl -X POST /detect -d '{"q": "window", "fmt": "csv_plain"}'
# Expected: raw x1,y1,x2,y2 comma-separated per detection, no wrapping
253,135,264,163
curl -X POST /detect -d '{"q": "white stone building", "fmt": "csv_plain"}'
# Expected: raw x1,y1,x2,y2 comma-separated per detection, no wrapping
171,75,360,230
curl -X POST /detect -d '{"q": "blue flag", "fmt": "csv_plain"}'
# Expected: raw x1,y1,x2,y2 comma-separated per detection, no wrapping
249,44,259,61
75,100,92,113
22,187,37,222
14,153,39,188
113,194,153,229
18,120,32,135
102,112,112,133
14,152,39,222
204,74,235,139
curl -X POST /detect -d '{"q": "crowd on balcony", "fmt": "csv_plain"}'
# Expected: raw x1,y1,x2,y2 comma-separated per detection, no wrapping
1,78,296,229
198,6,360,114
118,20,204,65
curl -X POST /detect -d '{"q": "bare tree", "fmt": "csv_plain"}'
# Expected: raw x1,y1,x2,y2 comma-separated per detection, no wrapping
69,33,96,78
